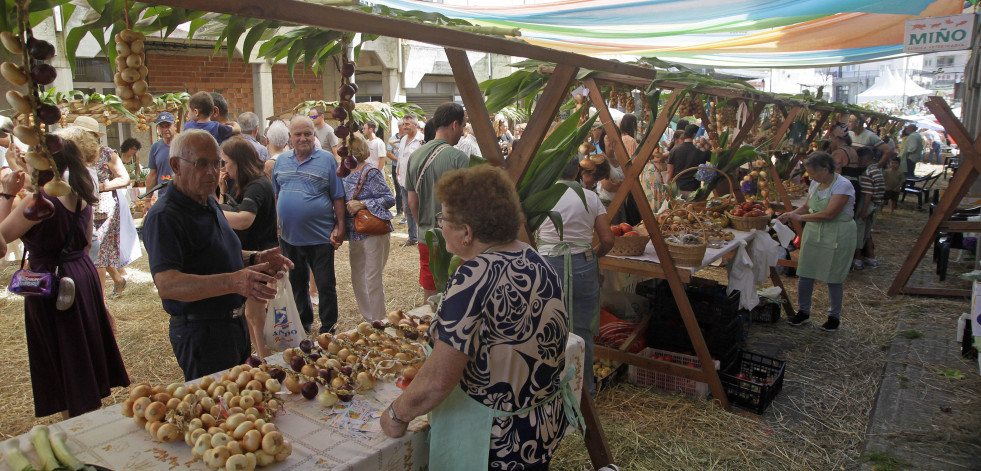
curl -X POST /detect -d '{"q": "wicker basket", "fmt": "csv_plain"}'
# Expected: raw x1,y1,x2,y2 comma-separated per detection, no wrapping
662,208,708,267
727,213,770,231
609,234,649,256
668,166,736,211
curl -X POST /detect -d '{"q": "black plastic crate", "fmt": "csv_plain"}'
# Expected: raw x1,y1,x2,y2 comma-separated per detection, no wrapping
648,312,744,355
647,282,741,326
719,350,786,414
746,301,781,323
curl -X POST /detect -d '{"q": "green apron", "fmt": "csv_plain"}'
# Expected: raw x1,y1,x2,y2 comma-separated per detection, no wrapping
544,241,599,335
797,175,857,284
428,365,584,470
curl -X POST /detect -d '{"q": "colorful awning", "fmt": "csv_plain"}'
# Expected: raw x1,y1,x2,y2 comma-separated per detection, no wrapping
368,0,966,67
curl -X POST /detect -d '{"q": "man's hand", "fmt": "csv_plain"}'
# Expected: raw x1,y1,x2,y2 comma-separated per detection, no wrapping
380,406,408,438
330,225,345,249
2,169,26,196
255,247,294,276
233,263,278,302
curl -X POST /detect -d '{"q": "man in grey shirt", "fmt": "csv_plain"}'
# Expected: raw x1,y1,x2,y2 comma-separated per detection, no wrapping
237,112,272,162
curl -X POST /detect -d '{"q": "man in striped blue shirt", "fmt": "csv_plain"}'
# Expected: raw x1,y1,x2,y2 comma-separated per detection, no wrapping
271,116,346,334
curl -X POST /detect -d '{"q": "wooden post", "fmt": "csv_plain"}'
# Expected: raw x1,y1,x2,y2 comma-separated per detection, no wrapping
444,48,504,167
766,105,804,233
888,96,981,296
585,79,730,409
580,391,613,469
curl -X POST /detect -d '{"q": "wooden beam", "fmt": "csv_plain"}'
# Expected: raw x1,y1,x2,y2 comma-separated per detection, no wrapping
769,267,796,318
899,287,971,298
506,63,579,184
595,346,716,383
768,155,802,234
583,79,631,170
537,65,651,88
445,48,503,167
580,391,613,469
938,221,981,231
141,0,658,81
889,96,981,296
597,256,692,282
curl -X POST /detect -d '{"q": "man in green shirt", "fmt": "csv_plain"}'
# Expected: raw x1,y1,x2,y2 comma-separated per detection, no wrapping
898,123,924,177
405,102,470,299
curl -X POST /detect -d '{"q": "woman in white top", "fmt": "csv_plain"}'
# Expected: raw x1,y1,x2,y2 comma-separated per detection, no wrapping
778,152,856,332
538,156,615,394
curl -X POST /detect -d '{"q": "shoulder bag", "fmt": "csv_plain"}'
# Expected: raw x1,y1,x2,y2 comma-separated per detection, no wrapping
8,197,80,310
352,167,392,236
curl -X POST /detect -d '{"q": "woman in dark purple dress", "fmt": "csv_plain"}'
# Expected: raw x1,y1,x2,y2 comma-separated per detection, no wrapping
0,138,129,419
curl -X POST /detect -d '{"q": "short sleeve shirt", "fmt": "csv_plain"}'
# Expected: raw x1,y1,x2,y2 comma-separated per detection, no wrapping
849,129,883,149
183,120,234,144
810,174,856,217
404,139,470,234
243,134,272,163
221,176,278,251
148,139,173,196
432,248,569,468
272,148,345,246
667,142,708,191
396,134,424,186
315,124,339,150
366,136,386,169
537,185,606,255
144,187,246,316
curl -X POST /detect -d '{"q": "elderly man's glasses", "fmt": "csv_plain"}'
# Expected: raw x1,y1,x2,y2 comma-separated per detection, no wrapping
435,212,454,228
179,157,222,171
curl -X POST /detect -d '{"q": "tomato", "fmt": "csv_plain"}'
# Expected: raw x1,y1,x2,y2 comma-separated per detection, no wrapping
735,373,750,381
662,355,674,363
624,231,640,237
618,222,633,233
396,377,412,390
611,225,623,237
747,210,761,217
684,362,697,368
732,209,745,217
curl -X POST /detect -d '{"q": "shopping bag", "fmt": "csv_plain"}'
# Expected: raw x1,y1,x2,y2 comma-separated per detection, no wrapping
263,276,303,351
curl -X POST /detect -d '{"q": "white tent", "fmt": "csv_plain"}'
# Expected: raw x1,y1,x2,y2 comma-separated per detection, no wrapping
898,114,945,132
857,69,933,104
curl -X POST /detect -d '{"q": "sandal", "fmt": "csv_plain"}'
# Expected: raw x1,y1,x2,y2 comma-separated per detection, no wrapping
110,278,127,299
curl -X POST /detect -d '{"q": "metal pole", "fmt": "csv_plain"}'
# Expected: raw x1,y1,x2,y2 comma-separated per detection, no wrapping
962,12,981,137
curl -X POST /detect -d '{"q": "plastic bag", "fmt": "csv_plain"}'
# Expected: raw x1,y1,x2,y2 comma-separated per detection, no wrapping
263,276,303,351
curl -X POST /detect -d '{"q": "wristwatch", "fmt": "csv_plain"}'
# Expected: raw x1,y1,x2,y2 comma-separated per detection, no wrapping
0,193,14,200
249,251,257,265
387,404,409,426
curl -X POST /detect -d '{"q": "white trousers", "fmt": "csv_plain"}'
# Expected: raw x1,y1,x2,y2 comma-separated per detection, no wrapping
348,234,391,322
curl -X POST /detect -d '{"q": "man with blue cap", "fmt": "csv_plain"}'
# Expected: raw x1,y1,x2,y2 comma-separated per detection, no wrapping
147,111,178,200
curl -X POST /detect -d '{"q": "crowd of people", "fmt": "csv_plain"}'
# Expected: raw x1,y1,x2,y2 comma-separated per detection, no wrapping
0,90,959,469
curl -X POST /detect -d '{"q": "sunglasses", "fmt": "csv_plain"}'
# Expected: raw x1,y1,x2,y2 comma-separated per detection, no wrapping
309,114,321,120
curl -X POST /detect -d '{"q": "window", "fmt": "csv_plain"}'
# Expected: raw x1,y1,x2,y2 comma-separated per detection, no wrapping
938,56,956,68
835,85,850,104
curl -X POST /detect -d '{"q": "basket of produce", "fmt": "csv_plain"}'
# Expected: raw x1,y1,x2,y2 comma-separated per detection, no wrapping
608,222,649,256
667,165,736,210
727,201,772,231
662,209,707,267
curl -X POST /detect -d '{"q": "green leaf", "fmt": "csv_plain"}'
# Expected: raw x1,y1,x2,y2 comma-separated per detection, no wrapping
186,17,210,41
222,15,249,62
241,21,271,63
285,39,304,86
938,369,965,380
424,229,451,293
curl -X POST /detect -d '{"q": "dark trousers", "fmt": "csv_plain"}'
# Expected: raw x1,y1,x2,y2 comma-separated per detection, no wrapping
169,315,250,381
392,162,403,214
280,239,338,334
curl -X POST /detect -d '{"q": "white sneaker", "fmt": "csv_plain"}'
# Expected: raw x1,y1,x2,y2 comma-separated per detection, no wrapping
863,257,879,268
852,259,863,271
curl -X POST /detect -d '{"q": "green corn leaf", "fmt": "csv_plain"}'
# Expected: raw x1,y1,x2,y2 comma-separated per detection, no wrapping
241,20,271,63
424,229,451,293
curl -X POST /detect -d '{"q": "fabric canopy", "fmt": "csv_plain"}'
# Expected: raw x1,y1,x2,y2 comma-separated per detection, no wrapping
369,0,964,67
858,69,934,102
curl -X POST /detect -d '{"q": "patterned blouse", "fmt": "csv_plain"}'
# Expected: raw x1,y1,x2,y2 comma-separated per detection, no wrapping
341,164,395,242
431,247,570,469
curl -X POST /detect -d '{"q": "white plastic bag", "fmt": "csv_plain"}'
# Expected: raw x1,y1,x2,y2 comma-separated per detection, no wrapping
263,276,303,351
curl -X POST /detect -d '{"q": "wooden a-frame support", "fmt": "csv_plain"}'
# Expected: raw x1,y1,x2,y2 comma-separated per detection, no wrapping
889,96,981,298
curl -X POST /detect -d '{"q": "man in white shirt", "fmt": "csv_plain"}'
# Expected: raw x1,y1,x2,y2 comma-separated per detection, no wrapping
454,122,482,158
847,113,897,166
396,114,423,246
309,106,339,159
363,121,386,169
921,129,943,164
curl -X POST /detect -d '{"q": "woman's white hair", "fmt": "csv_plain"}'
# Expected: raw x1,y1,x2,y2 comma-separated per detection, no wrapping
266,121,290,148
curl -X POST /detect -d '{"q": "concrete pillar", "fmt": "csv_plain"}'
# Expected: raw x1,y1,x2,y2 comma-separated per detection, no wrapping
253,62,274,132
33,18,73,94
323,62,340,101
382,67,403,103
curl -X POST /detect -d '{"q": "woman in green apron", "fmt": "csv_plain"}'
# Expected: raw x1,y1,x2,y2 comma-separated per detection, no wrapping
778,152,857,332
380,166,582,471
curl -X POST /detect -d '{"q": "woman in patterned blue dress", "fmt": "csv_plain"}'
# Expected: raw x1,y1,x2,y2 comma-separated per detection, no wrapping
380,165,577,471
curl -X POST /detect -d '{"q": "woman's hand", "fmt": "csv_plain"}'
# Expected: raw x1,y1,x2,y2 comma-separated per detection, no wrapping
1,170,26,196
777,211,801,224
380,405,408,438
346,199,366,214
218,169,229,196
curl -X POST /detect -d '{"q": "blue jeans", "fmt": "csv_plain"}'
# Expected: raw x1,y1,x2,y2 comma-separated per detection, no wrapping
544,251,600,394
798,277,843,319
280,240,338,333
402,187,417,243
930,141,941,164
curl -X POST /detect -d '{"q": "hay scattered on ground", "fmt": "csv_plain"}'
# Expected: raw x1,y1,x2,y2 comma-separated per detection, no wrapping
2,164,977,470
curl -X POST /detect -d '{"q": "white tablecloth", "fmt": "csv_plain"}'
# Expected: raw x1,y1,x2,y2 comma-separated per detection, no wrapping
2,335,585,471
609,229,771,271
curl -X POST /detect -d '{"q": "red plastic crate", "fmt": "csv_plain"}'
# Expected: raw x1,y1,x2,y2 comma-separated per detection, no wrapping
627,348,720,399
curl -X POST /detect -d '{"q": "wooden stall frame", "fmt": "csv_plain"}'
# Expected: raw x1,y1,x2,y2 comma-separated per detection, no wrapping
889,96,981,298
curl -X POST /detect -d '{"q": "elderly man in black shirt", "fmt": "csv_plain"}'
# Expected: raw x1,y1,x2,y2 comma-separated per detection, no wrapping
144,129,293,380
666,124,708,198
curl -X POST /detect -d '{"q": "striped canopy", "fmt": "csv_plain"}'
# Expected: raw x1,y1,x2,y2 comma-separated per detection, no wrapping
369,0,967,67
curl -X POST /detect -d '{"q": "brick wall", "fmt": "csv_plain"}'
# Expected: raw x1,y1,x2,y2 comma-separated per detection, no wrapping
271,64,325,114
143,48,332,119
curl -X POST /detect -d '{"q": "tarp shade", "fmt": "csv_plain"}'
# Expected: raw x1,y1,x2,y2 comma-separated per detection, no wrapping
857,69,934,102
369,0,965,67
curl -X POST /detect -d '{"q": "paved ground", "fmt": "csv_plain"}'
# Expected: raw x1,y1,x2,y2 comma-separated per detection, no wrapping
860,300,981,470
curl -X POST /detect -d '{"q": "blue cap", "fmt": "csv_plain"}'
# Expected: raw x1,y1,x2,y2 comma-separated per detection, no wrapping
156,111,176,124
